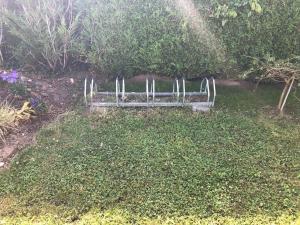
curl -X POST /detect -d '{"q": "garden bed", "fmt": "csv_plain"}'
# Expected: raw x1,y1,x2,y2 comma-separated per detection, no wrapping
0,72,85,168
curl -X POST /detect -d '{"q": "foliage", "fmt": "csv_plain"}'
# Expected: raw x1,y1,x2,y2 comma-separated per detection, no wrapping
0,102,16,142
210,0,300,71
0,0,299,77
2,0,80,74
0,86,299,223
0,101,34,142
9,83,28,97
80,0,223,78
30,97,48,114
243,55,300,81
243,55,300,113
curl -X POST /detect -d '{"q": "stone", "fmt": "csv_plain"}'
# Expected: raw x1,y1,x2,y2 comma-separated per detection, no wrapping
192,105,211,112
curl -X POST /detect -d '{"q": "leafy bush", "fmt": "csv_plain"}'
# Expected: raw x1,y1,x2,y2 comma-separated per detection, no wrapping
0,0,299,77
0,102,16,142
2,0,80,74
210,0,300,71
81,0,223,78
243,55,300,114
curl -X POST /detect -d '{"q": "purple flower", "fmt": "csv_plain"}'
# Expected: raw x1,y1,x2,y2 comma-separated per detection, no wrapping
30,98,40,108
0,70,19,84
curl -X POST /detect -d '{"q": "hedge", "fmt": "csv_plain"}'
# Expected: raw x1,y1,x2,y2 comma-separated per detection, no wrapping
0,0,299,78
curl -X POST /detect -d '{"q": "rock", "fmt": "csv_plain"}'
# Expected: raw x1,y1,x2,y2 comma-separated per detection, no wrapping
0,162,5,167
192,105,211,113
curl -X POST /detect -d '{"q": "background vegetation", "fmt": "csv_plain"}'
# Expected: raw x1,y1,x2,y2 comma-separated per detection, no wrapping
0,0,299,78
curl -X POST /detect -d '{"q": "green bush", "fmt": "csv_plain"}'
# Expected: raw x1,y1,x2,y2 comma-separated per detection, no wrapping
2,0,81,74
210,0,300,70
81,0,223,78
0,0,299,77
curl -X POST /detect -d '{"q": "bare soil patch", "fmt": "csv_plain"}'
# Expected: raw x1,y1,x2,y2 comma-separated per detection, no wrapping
0,72,86,169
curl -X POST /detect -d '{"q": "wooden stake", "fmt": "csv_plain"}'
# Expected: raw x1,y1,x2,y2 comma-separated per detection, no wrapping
280,77,295,114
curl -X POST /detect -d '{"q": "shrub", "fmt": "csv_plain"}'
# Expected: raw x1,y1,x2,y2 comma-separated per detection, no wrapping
3,0,81,74
243,55,300,114
0,101,34,143
210,0,300,71
0,102,15,142
80,0,224,78
0,0,299,78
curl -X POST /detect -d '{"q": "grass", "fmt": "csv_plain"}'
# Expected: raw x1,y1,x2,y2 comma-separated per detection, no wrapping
0,84,299,224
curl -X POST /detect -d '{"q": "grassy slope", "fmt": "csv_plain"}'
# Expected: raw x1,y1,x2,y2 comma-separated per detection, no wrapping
0,84,299,224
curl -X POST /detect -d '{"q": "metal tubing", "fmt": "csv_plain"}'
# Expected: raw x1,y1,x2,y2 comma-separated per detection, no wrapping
211,78,216,106
146,78,149,106
86,77,216,109
153,79,155,104
122,77,125,101
183,78,186,103
92,102,212,108
90,79,94,102
176,79,180,102
84,78,87,105
95,92,207,97
115,78,119,106
206,78,210,102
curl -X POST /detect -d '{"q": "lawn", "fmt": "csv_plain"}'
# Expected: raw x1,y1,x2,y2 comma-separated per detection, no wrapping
0,85,299,224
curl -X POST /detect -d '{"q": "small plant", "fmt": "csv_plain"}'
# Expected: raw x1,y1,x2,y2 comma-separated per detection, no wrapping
30,97,47,114
16,101,35,121
0,101,35,143
9,83,28,97
0,102,15,142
